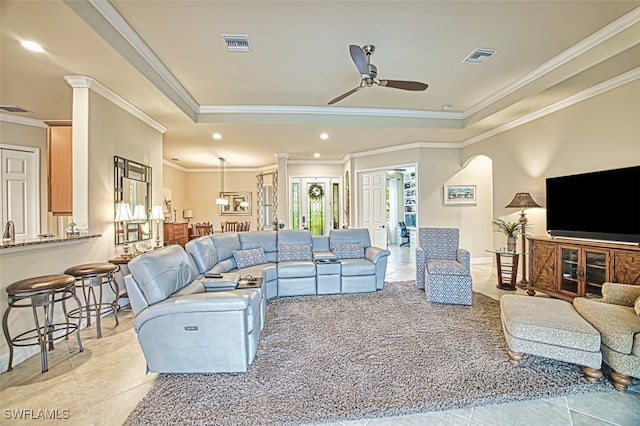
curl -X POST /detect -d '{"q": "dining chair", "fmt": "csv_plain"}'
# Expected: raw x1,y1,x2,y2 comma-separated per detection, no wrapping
222,221,238,232
195,222,213,236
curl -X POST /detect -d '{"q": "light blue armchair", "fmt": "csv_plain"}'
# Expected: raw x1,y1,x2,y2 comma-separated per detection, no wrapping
416,227,472,305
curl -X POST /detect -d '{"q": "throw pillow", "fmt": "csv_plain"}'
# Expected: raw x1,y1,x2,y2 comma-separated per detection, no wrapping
232,247,268,269
278,243,313,262
331,241,365,259
635,295,640,317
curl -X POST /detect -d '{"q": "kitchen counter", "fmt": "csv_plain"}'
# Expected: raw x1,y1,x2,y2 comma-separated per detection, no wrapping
0,233,101,252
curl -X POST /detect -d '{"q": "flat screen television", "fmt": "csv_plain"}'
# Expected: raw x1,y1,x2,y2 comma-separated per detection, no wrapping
545,165,640,244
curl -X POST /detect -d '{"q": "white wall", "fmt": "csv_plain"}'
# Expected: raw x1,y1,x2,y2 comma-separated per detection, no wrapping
0,83,163,370
463,78,640,245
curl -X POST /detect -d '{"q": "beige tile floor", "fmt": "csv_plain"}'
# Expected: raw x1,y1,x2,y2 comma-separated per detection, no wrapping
1,244,638,425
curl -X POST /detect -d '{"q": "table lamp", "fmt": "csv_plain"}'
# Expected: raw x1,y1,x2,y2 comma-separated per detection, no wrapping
505,192,541,285
183,209,194,226
150,204,164,248
114,201,132,256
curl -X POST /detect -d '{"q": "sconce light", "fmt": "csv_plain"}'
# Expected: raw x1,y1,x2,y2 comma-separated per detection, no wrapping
183,209,194,226
215,157,229,206
149,204,164,248
239,201,249,208
114,201,132,256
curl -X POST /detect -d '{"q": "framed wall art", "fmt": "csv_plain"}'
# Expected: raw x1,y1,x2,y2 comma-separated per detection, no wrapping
220,191,252,215
443,184,477,205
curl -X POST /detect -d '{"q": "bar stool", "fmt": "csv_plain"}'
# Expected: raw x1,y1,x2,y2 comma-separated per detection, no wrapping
64,263,120,338
3,274,84,373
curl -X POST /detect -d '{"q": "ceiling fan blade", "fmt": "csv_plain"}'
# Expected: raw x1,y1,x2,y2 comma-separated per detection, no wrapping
327,86,363,105
349,45,369,75
379,80,428,91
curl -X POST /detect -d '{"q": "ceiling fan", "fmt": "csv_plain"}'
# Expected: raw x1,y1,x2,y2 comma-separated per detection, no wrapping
327,44,428,105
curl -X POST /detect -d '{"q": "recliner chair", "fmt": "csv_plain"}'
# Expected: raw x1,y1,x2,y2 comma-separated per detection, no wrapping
416,227,472,305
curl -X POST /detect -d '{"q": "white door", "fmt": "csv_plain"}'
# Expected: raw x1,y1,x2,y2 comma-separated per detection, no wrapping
1,146,39,238
359,170,387,248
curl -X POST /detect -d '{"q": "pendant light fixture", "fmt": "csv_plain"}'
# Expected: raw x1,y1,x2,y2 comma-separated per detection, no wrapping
216,157,229,206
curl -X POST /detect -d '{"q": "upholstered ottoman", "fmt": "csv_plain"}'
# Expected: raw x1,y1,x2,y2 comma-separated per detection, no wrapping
500,294,603,383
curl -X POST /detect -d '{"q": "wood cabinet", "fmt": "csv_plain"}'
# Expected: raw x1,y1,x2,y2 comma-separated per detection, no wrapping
528,236,640,301
163,223,188,247
47,125,72,215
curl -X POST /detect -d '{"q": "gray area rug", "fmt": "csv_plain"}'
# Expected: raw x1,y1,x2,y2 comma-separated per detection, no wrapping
125,281,613,425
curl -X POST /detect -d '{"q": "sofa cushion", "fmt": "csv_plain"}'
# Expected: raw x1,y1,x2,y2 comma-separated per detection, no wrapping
211,232,242,261
277,261,316,278
635,296,640,316
233,247,268,269
573,297,640,355
329,228,372,248
502,295,601,352
185,236,217,274
601,282,640,307
426,259,468,276
331,241,365,259
278,243,313,262
340,258,376,276
239,231,278,263
128,245,199,306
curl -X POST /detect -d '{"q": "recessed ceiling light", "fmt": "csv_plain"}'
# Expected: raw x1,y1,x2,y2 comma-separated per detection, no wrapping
212,133,222,140
20,40,44,53
320,133,329,140
313,153,320,158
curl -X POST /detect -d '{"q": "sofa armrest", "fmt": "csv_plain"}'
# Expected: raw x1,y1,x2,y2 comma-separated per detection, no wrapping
134,291,250,331
365,246,391,264
602,282,640,307
457,248,471,271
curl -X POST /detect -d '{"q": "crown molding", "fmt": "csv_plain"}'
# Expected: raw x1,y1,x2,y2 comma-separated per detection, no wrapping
74,0,199,118
198,105,461,120
464,7,640,118
461,67,640,147
0,113,47,128
64,75,167,134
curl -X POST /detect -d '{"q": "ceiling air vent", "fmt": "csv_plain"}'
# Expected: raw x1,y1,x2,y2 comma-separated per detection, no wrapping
0,105,31,113
463,48,498,65
222,34,251,52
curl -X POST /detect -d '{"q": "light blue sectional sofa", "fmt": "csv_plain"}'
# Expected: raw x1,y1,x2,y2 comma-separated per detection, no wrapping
124,228,390,373
185,228,390,299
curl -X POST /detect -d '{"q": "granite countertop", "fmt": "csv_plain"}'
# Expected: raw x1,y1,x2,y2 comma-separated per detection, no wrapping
0,233,101,249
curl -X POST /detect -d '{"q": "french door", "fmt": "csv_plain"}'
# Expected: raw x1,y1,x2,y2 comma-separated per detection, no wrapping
289,177,341,236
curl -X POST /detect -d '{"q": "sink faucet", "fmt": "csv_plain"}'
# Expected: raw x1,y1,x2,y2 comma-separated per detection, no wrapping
3,220,15,243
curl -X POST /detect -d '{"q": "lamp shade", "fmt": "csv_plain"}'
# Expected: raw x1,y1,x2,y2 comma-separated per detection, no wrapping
505,192,541,209
132,204,147,221
149,204,164,221
183,209,194,219
114,202,132,222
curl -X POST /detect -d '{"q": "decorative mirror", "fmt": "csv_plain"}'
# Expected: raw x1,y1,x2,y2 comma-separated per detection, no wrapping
114,156,151,245
220,191,252,215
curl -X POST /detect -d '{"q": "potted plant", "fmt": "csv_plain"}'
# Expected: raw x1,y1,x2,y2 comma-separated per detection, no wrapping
491,218,523,251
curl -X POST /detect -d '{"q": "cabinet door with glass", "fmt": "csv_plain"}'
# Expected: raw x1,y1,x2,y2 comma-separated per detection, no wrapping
557,245,608,298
